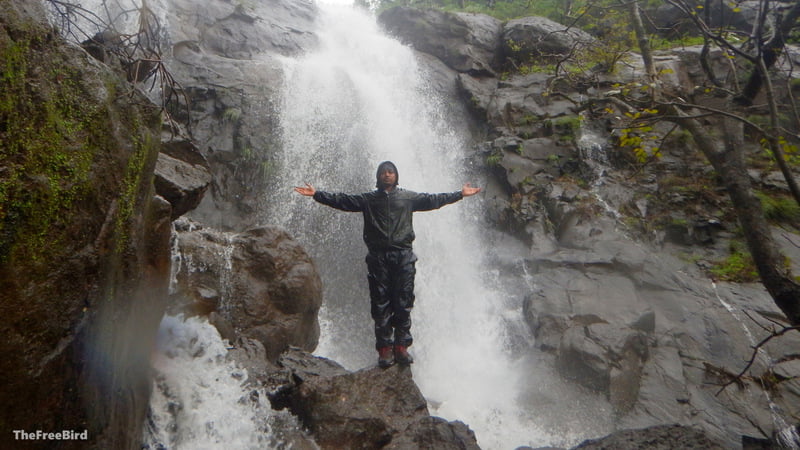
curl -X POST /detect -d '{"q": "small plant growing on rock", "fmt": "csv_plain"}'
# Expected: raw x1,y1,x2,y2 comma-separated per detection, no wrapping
756,191,800,226
486,150,504,167
710,243,759,282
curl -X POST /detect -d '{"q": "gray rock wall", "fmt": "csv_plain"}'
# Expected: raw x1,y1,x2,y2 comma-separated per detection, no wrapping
161,0,318,230
170,220,323,362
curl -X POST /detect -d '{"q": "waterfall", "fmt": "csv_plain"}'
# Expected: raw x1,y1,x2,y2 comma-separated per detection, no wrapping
576,114,624,221
142,315,297,449
58,0,603,447
264,4,568,448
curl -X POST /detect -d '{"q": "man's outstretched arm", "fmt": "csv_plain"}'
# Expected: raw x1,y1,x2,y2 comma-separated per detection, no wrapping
294,183,364,212
411,183,482,211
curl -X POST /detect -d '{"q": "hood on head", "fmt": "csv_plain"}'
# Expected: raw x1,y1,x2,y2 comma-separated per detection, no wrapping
375,161,399,189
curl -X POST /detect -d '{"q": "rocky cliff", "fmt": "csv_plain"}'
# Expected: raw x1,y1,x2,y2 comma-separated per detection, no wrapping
0,0,479,448
158,0,799,446
3,0,800,449
1,0,171,447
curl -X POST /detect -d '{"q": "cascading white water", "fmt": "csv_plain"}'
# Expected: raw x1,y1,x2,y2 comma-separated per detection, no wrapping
264,4,566,448
142,315,289,449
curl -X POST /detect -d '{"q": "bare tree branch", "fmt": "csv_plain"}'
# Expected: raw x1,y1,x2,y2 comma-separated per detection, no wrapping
715,325,800,395
45,0,190,130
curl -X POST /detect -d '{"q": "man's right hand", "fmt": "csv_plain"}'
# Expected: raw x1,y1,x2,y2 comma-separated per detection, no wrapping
294,183,316,196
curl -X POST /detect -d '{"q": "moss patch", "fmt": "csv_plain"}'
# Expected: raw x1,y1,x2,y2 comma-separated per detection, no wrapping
1,38,97,263
0,31,159,270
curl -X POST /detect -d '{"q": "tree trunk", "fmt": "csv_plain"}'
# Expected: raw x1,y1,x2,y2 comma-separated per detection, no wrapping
672,108,800,325
737,0,800,105
735,0,800,206
628,0,656,85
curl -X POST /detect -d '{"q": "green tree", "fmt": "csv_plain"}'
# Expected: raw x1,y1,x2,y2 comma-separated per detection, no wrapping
597,0,800,324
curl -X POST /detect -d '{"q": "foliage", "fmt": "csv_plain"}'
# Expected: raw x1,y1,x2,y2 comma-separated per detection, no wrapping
486,149,504,166
1,39,97,263
649,34,706,50
760,136,800,167
361,0,569,21
612,107,662,163
552,115,582,143
114,117,158,252
0,31,161,267
757,191,800,225
710,246,759,282
223,107,243,124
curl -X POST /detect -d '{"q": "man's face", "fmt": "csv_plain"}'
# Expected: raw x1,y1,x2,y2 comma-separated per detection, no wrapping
378,168,397,189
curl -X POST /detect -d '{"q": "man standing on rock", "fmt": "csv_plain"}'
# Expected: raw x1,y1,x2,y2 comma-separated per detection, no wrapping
294,161,481,368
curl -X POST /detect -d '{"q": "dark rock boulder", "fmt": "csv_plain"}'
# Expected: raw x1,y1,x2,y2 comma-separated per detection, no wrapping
648,0,758,39
289,366,425,448
267,349,480,449
501,16,597,67
386,416,480,450
172,221,323,361
379,6,502,76
154,130,213,219
572,424,726,449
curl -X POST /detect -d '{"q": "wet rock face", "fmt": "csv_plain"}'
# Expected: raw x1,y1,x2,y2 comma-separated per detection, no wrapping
379,7,502,76
1,0,172,447
154,135,213,219
171,221,323,361
159,0,319,230
573,424,726,449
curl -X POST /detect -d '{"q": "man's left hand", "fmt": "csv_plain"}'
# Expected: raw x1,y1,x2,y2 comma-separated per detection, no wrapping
461,183,482,197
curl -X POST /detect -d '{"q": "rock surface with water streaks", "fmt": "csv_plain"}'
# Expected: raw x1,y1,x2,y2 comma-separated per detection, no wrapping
158,0,319,230
171,220,323,362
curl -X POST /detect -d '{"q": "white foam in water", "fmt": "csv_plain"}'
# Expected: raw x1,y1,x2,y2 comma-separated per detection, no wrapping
143,315,278,449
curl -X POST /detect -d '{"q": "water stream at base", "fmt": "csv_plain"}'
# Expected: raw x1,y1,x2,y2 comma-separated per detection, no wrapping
142,315,296,449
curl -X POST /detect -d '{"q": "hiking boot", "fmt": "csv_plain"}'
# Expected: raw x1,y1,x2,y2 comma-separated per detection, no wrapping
394,345,413,365
378,346,394,368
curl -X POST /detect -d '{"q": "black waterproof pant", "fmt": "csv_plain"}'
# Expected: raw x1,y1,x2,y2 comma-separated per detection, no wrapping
365,249,417,350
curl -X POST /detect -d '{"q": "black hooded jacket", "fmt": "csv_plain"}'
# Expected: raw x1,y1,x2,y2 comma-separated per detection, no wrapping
313,188,463,252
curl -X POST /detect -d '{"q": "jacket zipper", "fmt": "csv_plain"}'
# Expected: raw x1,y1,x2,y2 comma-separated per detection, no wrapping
385,190,392,248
